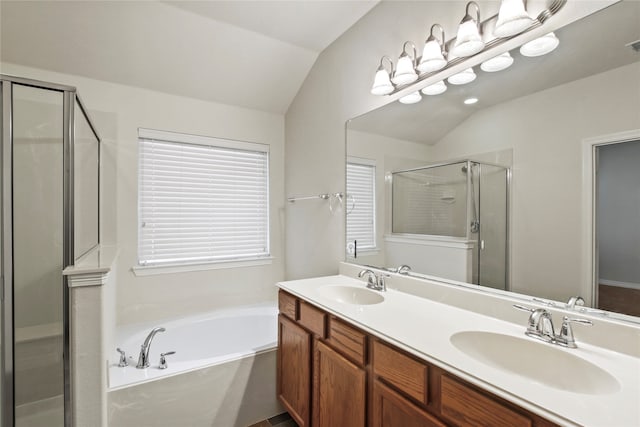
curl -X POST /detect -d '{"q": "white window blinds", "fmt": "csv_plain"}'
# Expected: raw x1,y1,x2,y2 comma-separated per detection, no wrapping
346,158,376,250
138,128,269,266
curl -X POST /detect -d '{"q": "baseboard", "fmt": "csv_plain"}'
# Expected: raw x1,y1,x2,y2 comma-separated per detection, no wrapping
599,279,640,290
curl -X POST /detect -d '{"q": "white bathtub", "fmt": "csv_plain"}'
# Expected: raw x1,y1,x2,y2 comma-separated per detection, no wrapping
107,304,282,427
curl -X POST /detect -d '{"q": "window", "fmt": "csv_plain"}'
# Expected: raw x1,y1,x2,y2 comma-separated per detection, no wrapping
346,157,376,251
138,128,269,267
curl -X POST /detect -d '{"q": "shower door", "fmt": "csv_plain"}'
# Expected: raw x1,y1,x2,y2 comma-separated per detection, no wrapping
13,84,66,427
1,75,99,427
477,164,509,290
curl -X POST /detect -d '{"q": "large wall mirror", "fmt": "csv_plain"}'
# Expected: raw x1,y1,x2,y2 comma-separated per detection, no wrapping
345,1,640,320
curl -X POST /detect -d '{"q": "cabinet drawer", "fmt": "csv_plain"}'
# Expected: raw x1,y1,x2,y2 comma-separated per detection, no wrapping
373,340,428,406
441,375,532,427
372,380,446,427
327,316,367,366
299,301,326,337
278,290,298,320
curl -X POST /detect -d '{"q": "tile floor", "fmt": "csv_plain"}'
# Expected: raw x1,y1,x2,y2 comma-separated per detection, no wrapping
248,412,298,427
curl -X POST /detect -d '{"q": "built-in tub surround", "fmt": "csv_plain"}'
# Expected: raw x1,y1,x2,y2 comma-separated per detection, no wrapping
277,268,640,426
108,304,282,427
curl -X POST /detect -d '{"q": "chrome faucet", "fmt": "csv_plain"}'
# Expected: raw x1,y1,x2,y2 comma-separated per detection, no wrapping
358,269,387,292
136,327,166,368
515,305,555,342
565,296,585,310
514,305,592,348
396,264,412,275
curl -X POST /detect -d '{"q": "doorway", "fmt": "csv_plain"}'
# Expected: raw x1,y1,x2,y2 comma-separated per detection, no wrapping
595,139,640,317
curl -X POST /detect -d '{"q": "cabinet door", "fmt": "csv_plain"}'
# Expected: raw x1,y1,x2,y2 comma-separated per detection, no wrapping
278,314,311,427
313,340,366,427
372,380,447,427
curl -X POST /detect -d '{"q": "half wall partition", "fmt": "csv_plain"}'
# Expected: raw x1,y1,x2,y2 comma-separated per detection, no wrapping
1,75,100,427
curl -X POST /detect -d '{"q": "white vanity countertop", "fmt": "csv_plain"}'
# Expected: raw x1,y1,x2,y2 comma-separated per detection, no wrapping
277,274,640,427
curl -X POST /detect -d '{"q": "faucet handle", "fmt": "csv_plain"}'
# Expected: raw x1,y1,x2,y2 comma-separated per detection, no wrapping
566,296,585,310
377,274,388,292
116,348,128,367
557,316,592,348
159,351,176,369
513,304,534,313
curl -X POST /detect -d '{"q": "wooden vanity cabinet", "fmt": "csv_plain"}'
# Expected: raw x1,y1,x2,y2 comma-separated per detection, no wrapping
277,314,311,427
313,340,366,427
277,290,559,427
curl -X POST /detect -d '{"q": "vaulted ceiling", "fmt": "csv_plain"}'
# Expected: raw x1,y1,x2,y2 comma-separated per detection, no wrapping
0,1,378,114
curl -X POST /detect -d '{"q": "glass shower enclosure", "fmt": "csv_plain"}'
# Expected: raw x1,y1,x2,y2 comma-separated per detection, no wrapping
392,160,509,290
1,75,100,427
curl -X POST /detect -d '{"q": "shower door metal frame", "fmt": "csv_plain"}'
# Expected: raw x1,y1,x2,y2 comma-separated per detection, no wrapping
1,78,15,427
473,162,512,292
0,74,101,427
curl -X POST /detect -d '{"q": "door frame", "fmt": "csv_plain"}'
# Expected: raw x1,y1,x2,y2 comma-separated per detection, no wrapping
582,129,640,308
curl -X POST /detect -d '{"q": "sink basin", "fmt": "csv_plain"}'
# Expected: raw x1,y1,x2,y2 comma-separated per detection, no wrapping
318,285,384,305
450,331,620,395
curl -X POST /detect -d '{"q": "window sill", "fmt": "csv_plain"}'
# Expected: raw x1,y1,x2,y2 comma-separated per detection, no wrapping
132,257,274,276
348,248,380,257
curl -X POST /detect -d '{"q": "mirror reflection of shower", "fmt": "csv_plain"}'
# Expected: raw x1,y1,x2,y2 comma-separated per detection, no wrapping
390,160,509,290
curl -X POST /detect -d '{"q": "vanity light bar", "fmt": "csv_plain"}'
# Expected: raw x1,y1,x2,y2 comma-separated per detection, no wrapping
370,0,566,97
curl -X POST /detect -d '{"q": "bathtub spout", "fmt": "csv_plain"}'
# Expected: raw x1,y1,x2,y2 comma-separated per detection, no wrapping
136,327,166,369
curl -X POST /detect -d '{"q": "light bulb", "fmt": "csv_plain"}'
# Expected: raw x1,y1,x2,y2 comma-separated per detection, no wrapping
480,52,514,72
447,68,476,85
417,24,447,74
520,32,560,57
421,81,447,96
371,68,394,95
452,2,485,57
417,40,447,74
494,0,533,38
399,91,422,104
392,48,418,85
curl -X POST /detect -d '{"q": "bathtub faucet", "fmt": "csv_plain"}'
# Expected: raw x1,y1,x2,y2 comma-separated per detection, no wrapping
136,327,166,369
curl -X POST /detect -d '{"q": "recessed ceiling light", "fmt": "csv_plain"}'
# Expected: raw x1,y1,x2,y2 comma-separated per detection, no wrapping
464,97,479,105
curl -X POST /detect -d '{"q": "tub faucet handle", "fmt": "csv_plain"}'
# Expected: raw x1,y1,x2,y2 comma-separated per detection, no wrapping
159,351,175,369
116,348,128,367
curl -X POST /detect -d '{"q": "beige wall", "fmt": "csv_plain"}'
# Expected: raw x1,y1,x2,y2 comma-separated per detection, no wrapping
429,62,640,301
2,62,286,326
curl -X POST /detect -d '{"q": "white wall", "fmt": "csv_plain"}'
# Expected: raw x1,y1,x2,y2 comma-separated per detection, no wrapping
598,140,640,287
429,62,640,301
1,62,286,326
